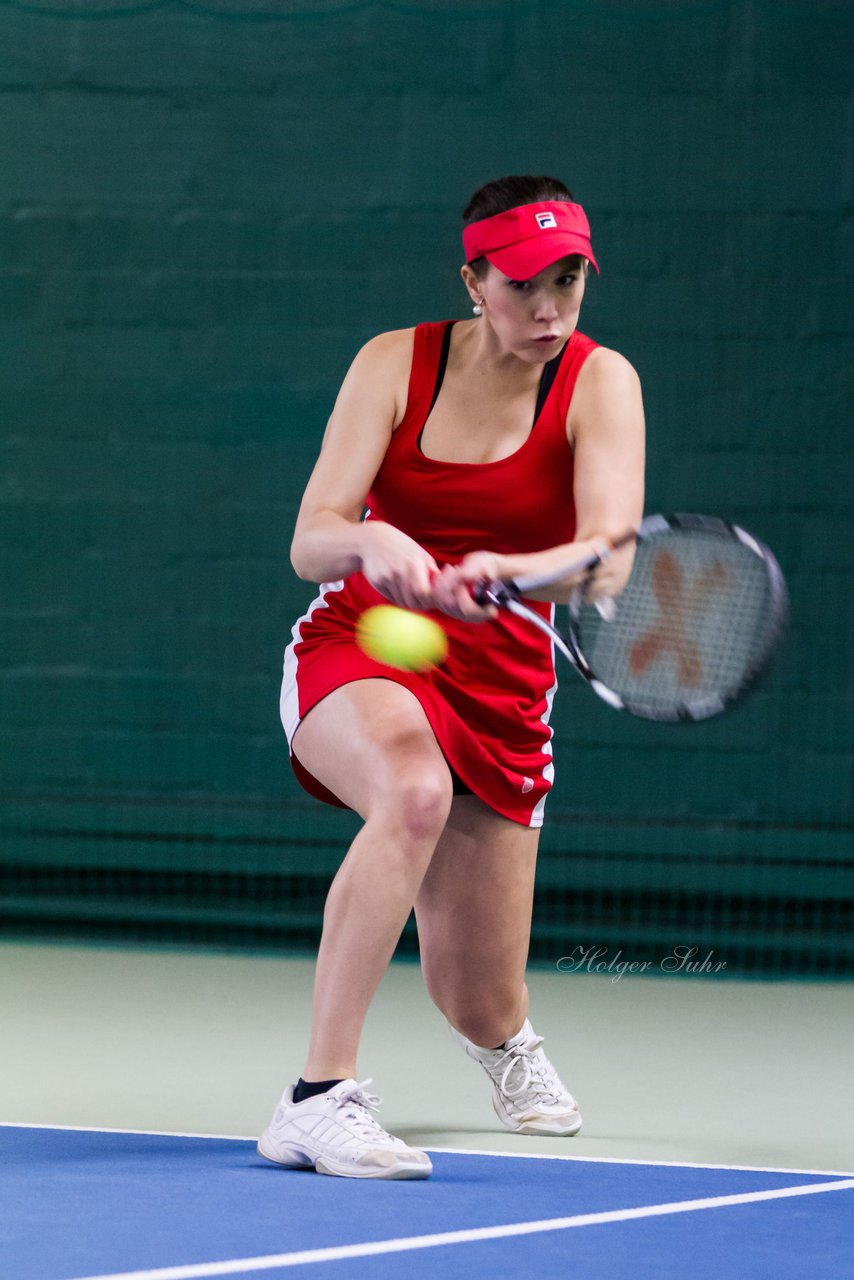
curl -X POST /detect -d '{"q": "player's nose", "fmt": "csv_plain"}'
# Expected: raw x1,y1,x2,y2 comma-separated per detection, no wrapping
532,291,560,321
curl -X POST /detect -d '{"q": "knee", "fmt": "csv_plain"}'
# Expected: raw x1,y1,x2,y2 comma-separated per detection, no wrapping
408,763,455,838
371,763,453,846
395,770,454,844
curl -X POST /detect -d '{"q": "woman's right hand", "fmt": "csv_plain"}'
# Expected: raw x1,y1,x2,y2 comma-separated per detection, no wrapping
359,521,440,611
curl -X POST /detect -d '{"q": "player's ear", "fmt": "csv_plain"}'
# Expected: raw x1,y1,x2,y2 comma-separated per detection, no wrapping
460,263,481,304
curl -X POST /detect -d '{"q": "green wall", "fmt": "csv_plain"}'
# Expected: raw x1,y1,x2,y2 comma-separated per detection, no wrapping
1,0,851,972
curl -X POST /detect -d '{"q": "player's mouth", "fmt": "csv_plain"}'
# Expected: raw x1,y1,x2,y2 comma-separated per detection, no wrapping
532,334,561,345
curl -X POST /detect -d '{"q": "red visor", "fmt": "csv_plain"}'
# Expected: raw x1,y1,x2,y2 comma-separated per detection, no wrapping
462,200,599,279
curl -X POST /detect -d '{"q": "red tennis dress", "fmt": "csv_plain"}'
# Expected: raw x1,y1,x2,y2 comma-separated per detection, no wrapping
281,321,599,827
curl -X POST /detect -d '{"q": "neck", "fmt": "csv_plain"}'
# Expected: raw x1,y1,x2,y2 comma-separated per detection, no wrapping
455,318,547,387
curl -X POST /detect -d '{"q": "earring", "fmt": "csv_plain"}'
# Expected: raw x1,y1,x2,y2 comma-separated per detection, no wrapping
472,300,483,316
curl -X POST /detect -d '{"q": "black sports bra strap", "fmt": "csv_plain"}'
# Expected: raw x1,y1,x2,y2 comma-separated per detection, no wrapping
533,341,569,425
427,321,455,415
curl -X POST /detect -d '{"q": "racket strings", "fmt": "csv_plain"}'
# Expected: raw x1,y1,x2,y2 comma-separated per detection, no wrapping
575,533,777,713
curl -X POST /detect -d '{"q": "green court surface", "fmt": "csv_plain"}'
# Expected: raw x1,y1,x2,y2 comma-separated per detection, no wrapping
3,941,852,1174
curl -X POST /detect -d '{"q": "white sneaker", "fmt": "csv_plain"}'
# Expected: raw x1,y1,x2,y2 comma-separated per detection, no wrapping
257,1078,432,1180
450,1018,582,1136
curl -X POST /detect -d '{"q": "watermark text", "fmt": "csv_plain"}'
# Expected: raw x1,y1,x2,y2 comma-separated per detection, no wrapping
556,945,727,981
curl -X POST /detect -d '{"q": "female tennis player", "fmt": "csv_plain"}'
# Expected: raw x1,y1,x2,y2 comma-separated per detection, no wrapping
259,175,645,1179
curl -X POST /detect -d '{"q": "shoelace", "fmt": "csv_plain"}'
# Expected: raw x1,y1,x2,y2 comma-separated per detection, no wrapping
495,1037,571,1104
334,1079,395,1140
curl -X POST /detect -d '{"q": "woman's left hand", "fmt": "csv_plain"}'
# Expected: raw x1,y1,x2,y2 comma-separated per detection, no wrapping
431,552,504,621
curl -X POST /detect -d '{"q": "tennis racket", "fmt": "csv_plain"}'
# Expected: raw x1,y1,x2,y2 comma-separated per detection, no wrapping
476,513,788,721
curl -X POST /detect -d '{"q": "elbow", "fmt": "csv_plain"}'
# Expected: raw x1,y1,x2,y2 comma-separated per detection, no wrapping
289,509,365,584
289,535,314,582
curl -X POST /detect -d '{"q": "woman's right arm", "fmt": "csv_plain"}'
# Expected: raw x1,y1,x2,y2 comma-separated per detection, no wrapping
290,330,440,610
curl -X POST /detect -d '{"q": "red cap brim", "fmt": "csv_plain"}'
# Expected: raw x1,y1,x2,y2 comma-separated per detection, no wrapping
485,234,599,279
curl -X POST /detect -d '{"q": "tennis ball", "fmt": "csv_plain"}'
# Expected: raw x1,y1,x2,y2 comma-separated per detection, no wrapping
356,605,448,672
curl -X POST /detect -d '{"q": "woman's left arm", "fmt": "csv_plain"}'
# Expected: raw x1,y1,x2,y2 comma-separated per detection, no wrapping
434,348,645,616
547,346,646,601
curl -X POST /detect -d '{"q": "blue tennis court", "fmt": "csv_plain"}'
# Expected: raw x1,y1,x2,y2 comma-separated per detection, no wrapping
3,1124,852,1280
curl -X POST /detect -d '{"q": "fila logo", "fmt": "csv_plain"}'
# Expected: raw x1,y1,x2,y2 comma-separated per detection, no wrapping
535,212,557,229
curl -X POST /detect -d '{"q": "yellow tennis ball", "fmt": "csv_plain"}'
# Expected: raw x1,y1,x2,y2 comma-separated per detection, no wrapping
356,605,448,672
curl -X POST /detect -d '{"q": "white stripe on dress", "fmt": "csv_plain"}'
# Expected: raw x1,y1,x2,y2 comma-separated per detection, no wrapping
531,607,559,829
279,580,345,747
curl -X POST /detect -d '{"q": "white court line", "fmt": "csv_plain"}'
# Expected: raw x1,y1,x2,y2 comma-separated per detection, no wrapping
64,1178,854,1280
426,1144,854,1179
0,1122,258,1143
2,1121,853,1179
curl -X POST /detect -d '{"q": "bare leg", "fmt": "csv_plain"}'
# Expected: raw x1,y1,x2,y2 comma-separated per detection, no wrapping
414,798,581,1138
291,680,453,1081
414,794,539,1049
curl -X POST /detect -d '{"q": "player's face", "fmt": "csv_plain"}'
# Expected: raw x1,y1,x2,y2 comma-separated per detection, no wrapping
478,256,588,362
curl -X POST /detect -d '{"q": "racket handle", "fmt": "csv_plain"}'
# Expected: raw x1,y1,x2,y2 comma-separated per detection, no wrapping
473,578,519,607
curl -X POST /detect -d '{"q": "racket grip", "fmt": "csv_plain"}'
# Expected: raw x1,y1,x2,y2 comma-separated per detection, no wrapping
473,578,520,607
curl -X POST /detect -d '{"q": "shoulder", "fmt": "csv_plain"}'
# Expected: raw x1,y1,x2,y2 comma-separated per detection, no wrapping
571,344,643,416
349,327,416,379
568,343,645,445
577,344,642,392
350,326,451,426
333,328,418,429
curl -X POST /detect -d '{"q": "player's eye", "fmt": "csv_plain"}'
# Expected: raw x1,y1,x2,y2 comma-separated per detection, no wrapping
507,279,532,291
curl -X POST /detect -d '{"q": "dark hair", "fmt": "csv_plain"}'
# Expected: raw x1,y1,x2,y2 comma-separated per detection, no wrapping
462,175,575,276
462,174,574,225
